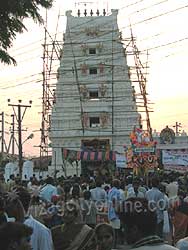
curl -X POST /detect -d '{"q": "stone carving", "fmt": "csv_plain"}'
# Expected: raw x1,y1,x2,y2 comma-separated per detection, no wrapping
59,49,63,59
80,85,88,99
99,83,107,97
100,113,109,127
128,66,131,79
80,44,88,55
85,27,99,37
82,113,89,128
96,42,103,53
132,86,136,101
56,67,60,80
80,63,88,74
99,63,104,74
119,31,122,40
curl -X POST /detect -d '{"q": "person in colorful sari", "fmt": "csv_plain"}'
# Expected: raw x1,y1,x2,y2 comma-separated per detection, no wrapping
172,190,188,244
51,200,96,250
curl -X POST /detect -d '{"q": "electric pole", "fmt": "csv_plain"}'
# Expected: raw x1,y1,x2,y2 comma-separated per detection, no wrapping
11,114,15,155
8,99,32,177
0,112,5,154
173,122,182,136
8,114,16,155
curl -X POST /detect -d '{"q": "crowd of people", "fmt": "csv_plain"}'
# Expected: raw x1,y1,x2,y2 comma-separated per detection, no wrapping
0,170,188,250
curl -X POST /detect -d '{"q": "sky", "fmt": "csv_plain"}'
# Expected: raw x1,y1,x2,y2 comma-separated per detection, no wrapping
0,0,188,157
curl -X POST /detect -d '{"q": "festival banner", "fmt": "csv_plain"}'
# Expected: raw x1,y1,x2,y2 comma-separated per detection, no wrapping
105,151,110,160
77,151,81,160
116,154,127,168
62,148,68,159
98,151,102,161
162,150,188,166
133,147,155,153
83,151,89,160
164,165,188,172
61,148,116,161
90,151,95,161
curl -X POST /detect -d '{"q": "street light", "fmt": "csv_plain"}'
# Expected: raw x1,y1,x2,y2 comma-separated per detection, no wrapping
22,133,34,145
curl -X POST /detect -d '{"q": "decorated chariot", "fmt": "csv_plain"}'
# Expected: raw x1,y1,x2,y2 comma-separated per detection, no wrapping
124,126,158,175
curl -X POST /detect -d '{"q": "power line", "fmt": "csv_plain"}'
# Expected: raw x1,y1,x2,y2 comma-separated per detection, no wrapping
0,34,187,91
3,2,186,58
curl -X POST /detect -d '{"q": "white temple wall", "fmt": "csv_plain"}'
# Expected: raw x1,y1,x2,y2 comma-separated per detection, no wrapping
49,9,140,176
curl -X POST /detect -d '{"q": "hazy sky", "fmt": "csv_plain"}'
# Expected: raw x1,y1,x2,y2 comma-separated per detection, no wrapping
0,0,188,156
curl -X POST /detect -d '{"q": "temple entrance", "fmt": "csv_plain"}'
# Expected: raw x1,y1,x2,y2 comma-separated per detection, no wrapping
80,139,114,176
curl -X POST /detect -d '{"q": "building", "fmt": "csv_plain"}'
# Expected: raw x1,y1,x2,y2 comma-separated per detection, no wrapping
153,127,188,172
49,9,141,176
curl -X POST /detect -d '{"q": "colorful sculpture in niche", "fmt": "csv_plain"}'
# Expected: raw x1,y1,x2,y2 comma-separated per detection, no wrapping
85,27,99,37
100,112,109,127
96,42,103,52
80,44,88,55
80,85,88,99
99,83,107,97
99,63,104,73
82,113,89,128
80,63,88,74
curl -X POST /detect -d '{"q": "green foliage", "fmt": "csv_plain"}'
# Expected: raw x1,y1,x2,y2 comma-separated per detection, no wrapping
0,0,53,65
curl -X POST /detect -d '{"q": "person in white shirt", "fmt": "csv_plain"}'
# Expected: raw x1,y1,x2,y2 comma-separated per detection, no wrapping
40,177,57,203
166,177,179,209
119,181,126,201
90,178,107,203
24,215,53,250
16,187,54,250
127,178,145,199
145,177,165,239
126,175,134,196
166,180,178,199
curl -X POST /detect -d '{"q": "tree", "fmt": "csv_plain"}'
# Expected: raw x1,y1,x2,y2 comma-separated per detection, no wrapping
0,0,53,65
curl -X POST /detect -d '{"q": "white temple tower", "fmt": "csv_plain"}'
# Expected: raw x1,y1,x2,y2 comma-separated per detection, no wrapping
49,9,141,176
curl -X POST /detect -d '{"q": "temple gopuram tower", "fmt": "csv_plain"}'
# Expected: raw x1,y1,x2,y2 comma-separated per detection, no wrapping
49,9,141,176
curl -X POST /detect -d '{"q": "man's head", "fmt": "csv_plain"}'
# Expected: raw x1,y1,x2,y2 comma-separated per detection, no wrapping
72,183,80,198
95,177,103,187
123,198,157,245
63,200,79,224
0,222,33,250
83,190,91,200
5,192,25,222
112,179,120,188
132,177,140,192
15,187,31,213
95,223,114,250
46,177,54,185
126,175,133,185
